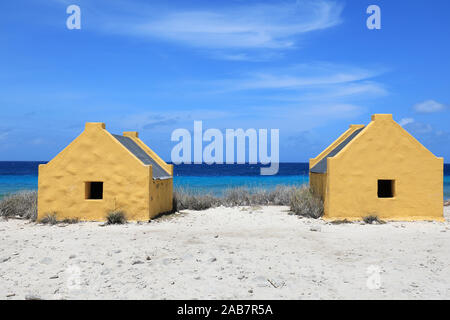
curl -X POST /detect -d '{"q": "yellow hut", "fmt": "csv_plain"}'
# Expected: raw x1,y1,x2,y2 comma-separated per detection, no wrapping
309,114,444,221
37,122,173,221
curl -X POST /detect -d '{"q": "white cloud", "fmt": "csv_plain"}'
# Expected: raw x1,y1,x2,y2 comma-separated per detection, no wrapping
0,132,9,141
210,51,284,62
209,63,386,95
81,0,343,61
127,1,343,49
232,71,369,90
413,100,446,113
403,121,433,134
399,118,414,126
31,138,46,145
300,104,366,118
120,110,231,130
320,82,387,98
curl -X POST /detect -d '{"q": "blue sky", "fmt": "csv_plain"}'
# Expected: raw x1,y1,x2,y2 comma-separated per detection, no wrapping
1,0,449,162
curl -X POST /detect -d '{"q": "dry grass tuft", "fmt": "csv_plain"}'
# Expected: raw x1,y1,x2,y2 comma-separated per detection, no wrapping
39,213,58,225
38,213,79,225
330,219,353,225
60,217,80,224
289,186,324,219
362,215,386,224
173,188,219,211
223,185,296,207
0,191,37,221
173,185,300,211
106,211,127,225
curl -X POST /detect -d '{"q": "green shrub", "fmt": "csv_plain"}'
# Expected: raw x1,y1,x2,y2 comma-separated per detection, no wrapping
289,186,324,219
0,191,37,221
106,211,127,225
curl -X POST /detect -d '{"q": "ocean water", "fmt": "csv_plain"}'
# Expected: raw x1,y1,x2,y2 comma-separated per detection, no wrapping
0,162,449,199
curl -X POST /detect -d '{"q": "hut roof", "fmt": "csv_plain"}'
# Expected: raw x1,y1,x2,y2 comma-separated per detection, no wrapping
112,134,171,180
310,127,365,174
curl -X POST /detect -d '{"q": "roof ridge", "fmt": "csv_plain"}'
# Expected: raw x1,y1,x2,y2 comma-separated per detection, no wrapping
310,127,365,174
112,134,172,180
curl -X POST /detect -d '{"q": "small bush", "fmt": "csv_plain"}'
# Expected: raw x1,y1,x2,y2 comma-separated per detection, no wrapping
40,213,58,225
61,217,79,224
173,185,299,211
223,187,254,206
106,211,127,225
0,191,37,221
38,213,79,225
223,186,297,207
268,185,298,206
173,188,218,211
330,219,353,225
290,186,324,219
363,215,386,224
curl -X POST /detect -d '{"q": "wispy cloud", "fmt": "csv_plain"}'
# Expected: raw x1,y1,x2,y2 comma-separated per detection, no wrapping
0,127,12,141
299,103,366,118
78,0,344,60
225,71,371,90
119,110,231,131
207,63,386,98
128,1,343,49
399,118,415,126
0,132,9,141
413,100,447,113
143,118,180,130
403,121,433,134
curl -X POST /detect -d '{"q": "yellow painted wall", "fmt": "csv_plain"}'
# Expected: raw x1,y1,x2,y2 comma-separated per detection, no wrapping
309,172,329,216
319,114,443,221
310,173,327,201
150,178,173,218
38,122,173,221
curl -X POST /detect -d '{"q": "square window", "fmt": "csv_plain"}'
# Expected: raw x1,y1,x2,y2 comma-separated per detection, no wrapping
85,182,103,199
378,180,394,198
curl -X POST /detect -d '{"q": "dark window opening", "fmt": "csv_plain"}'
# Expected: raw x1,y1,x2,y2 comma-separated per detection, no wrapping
378,180,394,198
86,182,103,199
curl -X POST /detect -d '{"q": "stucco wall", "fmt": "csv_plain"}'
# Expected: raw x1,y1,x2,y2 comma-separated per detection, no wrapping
310,172,327,201
325,114,443,221
150,178,173,218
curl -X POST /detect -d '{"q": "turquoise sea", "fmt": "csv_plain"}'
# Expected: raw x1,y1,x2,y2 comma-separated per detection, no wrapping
0,162,449,199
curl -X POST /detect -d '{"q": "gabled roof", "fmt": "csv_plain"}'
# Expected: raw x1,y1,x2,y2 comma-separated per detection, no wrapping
310,127,365,174
112,134,172,180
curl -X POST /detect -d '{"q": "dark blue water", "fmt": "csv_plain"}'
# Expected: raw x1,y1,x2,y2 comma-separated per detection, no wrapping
0,161,449,198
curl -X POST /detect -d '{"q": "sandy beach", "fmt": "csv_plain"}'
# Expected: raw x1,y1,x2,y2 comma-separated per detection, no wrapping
1,206,449,300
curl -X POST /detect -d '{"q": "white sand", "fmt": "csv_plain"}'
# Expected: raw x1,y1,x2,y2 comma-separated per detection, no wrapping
1,206,449,300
